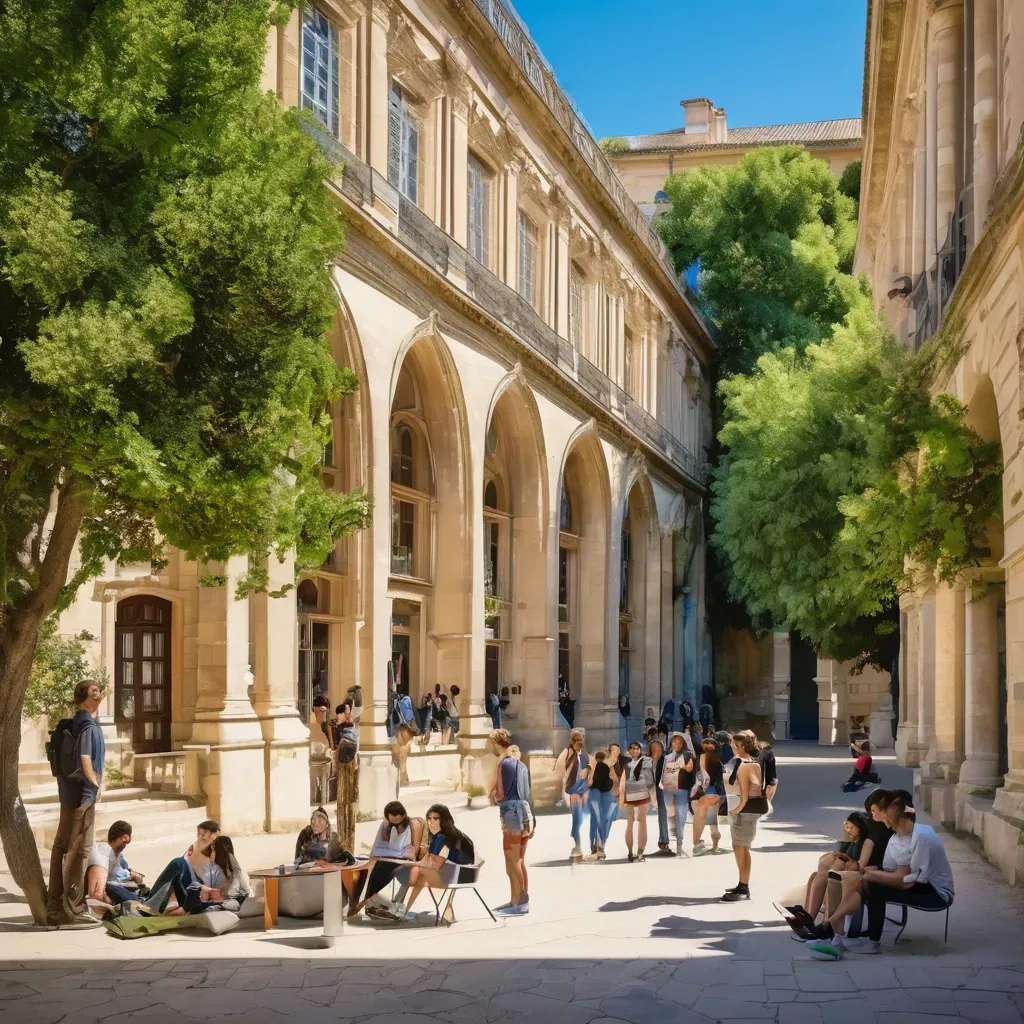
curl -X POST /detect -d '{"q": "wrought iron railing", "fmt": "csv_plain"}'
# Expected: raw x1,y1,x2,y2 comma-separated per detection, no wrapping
908,268,936,353
307,125,703,485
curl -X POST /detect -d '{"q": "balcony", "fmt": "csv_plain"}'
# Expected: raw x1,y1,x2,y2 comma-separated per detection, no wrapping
307,126,704,488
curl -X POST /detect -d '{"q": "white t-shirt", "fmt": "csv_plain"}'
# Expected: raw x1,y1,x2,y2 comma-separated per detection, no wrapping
87,842,131,883
882,823,954,903
371,820,415,858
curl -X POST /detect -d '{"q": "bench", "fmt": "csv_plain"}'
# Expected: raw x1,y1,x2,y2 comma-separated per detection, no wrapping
886,896,952,943
424,860,496,927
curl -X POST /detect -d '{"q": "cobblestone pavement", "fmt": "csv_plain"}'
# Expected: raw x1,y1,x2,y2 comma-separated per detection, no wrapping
2,744,1023,1023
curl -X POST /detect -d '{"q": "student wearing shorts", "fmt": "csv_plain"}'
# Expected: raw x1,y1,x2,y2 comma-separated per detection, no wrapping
489,729,532,916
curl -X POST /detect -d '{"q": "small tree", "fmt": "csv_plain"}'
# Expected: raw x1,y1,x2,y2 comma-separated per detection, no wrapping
0,1,370,923
23,617,107,731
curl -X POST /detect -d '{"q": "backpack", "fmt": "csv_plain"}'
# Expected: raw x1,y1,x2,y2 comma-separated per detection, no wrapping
46,718,79,779
336,738,357,765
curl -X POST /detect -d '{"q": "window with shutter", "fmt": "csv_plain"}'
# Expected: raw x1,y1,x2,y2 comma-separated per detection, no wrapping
517,211,537,307
300,9,340,137
468,154,491,267
388,83,419,203
569,264,584,349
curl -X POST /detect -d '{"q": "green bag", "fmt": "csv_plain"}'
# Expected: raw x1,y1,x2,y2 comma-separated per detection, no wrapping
103,911,239,940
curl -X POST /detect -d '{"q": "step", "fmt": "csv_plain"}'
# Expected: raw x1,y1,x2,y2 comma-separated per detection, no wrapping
20,784,180,807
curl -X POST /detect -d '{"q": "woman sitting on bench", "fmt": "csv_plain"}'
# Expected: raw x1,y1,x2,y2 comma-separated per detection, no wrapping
393,804,474,923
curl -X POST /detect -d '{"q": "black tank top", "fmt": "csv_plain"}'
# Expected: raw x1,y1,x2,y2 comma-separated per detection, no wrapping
591,761,613,793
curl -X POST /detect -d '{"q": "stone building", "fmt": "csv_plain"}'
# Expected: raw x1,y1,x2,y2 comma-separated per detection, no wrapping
606,97,861,214
19,0,713,833
858,0,1024,884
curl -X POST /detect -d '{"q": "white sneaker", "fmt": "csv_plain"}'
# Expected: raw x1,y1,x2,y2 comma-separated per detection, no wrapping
845,939,882,955
692,840,708,856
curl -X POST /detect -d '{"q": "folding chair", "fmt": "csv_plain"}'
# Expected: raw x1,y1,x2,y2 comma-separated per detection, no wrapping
425,861,496,927
886,897,952,943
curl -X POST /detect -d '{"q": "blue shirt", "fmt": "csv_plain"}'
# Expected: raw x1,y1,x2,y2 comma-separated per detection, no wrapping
72,709,105,806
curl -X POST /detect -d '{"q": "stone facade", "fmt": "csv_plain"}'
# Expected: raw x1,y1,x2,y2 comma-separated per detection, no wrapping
607,97,862,214
21,0,713,832
858,0,1024,885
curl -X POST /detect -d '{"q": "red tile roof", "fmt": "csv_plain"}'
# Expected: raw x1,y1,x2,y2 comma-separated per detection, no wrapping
618,118,862,154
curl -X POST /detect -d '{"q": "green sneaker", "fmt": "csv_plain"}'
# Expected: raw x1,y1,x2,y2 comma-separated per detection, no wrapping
806,937,844,961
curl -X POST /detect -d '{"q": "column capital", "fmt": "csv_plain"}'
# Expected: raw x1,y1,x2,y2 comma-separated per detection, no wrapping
370,0,392,30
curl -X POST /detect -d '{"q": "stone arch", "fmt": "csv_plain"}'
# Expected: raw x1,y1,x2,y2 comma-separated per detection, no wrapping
482,373,549,716
388,322,473,702
556,422,611,708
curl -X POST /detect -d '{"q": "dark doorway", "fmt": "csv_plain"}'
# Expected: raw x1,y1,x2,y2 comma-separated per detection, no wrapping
485,644,500,699
115,596,172,754
392,633,411,697
790,632,819,741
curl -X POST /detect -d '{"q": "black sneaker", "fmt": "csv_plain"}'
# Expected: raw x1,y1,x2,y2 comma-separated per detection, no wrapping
720,887,750,903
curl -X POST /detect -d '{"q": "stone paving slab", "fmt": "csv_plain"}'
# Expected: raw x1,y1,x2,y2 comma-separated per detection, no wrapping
1,746,1024,1022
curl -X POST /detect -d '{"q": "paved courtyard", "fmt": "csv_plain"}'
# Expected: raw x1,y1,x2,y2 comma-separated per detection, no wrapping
2,743,1024,1023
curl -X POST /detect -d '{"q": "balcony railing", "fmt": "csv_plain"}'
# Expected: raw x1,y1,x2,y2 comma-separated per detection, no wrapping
468,0,688,301
307,126,703,486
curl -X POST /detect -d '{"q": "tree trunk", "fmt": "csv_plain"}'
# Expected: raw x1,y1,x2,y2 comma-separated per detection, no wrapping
0,479,90,925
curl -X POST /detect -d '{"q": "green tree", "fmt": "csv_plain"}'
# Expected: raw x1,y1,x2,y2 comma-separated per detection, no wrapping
657,145,862,378
23,617,107,731
0,0,370,922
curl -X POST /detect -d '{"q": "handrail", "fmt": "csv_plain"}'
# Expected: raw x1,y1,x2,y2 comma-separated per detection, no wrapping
306,125,704,486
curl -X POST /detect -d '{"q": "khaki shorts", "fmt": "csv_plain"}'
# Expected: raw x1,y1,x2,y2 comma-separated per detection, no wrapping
729,811,758,849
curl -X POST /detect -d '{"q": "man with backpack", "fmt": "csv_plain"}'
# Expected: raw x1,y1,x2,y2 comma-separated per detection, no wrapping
46,678,105,925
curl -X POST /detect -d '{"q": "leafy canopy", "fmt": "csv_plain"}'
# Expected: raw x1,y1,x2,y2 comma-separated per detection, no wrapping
0,0,370,619
657,145,862,378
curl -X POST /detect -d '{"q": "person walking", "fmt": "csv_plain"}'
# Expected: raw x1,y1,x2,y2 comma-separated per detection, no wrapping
619,741,655,862
333,701,359,855
720,730,766,902
692,737,724,856
661,732,695,857
758,741,779,811
559,729,590,862
647,738,672,855
583,750,616,860
47,679,105,925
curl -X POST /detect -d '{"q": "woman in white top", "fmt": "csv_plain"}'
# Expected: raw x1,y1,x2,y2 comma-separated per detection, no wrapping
618,741,655,862
720,730,764,903
348,801,424,918
660,732,696,857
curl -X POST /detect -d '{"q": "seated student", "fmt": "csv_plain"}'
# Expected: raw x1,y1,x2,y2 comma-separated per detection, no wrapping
394,804,474,922
127,820,222,916
86,820,146,908
210,836,252,912
294,806,347,866
843,742,879,791
348,801,424,919
783,790,893,938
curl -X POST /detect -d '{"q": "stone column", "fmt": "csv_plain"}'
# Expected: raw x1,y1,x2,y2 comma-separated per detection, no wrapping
959,580,1004,788
972,0,999,231
450,96,469,250
896,596,923,764
367,0,391,178
554,220,570,339
188,555,266,833
917,588,937,759
815,657,838,746
933,2,965,251
925,579,966,781
924,19,938,262
994,554,1024,821
503,164,519,290
251,552,309,833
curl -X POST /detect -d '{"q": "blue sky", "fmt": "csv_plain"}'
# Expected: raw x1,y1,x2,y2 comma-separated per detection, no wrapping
509,0,867,139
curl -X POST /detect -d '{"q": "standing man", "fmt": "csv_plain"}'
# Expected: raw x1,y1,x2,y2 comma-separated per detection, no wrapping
334,701,359,855
47,679,105,925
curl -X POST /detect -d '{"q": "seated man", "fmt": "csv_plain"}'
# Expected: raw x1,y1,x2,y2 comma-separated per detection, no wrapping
86,820,145,908
843,742,879,791
126,820,224,917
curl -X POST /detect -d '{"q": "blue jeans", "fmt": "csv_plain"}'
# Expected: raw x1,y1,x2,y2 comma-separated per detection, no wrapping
598,790,618,845
106,881,139,905
663,789,689,845
588,790,604,848
654,787,669,846
570,795,585,847
142,857,212,915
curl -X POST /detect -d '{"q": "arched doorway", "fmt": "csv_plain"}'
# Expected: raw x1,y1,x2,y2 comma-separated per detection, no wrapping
115,596,172,754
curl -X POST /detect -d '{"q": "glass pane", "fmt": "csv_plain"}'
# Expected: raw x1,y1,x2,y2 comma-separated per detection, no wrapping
120,632,133,659
142,632,153,658
121,690,135,720
122,662,133,689
142,661,152,685
311,621,329,650
143,603,155,621
144,722,154,740
143,688,155,710
154,633,165,657
153,661,164,686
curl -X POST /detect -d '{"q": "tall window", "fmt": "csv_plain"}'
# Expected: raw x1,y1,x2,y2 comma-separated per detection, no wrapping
301,8,340,137
391,501,415,576
388,83,419,203
569,264,584,349
390,424,422,576
391,426,414,488
620,502,631,614
468,153,491,267
517,211,538,307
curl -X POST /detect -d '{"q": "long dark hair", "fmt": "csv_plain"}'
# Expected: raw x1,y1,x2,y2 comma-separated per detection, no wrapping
382,800,410,839
213,835,236,881
701,743,722,783
426,803,474,859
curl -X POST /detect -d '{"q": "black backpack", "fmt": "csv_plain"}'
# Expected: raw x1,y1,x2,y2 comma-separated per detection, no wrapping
46,718,79,779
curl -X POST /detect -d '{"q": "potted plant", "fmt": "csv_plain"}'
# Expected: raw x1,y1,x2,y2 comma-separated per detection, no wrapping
465,783,487,809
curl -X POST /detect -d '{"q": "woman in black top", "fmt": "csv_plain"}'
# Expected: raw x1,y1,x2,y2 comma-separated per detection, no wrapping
585,750,616,860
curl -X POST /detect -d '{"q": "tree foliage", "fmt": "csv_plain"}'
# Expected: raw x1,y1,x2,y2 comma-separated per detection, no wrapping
0,0,370,921
657,146,862,378
23,618,107,730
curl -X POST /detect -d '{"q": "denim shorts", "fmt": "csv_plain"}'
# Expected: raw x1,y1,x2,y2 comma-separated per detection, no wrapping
499,800,531,832
566,778,589,797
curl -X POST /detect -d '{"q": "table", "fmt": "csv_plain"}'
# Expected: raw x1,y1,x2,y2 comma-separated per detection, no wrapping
250,859,369,948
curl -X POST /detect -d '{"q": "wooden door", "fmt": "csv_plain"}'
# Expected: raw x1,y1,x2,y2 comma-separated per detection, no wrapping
115,596,172,753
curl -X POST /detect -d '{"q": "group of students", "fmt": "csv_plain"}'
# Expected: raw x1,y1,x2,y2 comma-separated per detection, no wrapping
778,787,955,958
551,726,777,904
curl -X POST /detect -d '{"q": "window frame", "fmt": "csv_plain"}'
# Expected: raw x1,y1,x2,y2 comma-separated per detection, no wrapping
517,209,538,308
300,7,341,138
388,81,419,204
468,152,493,268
